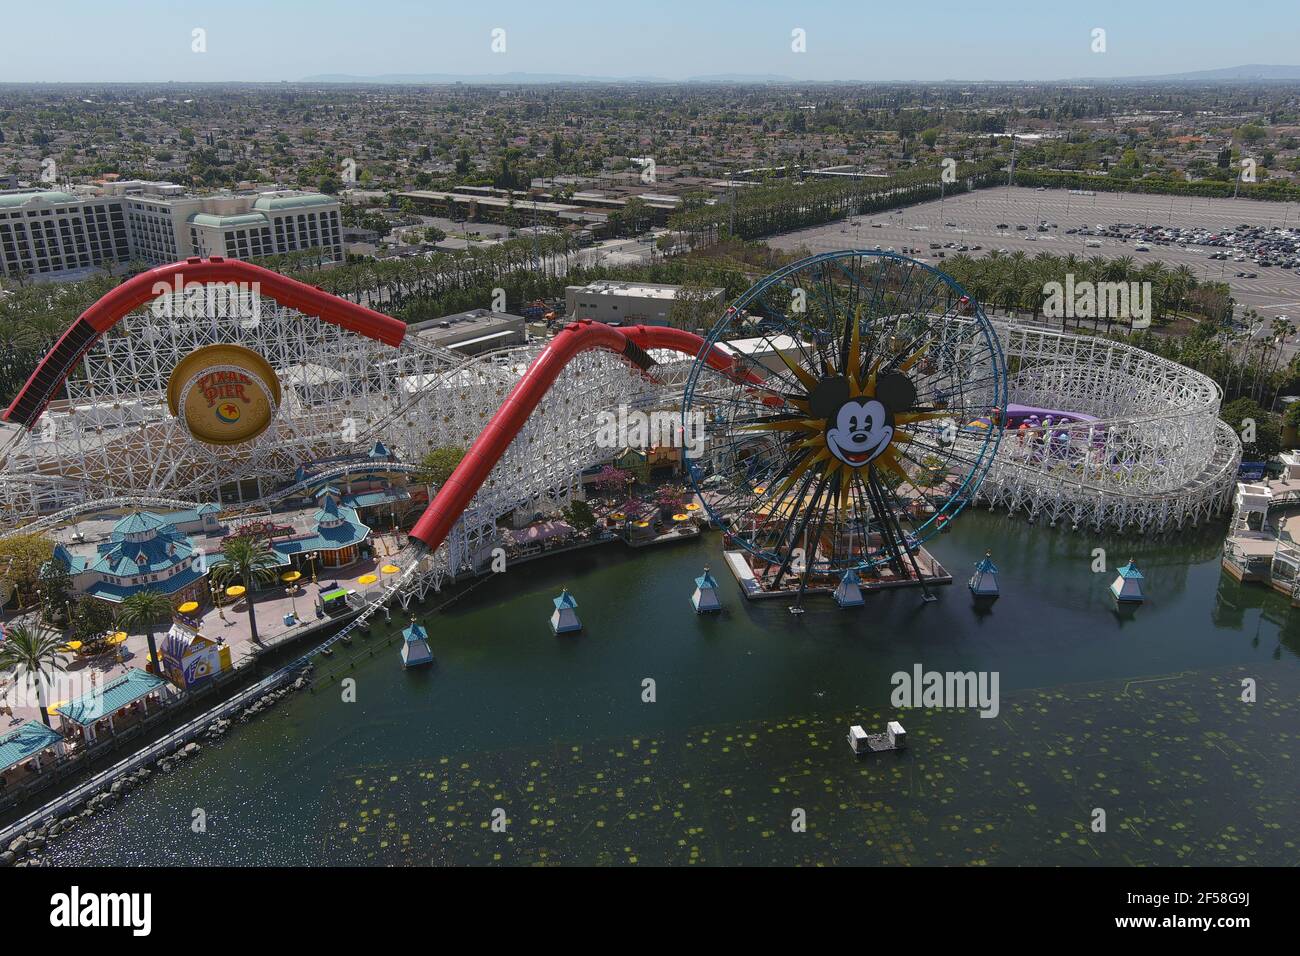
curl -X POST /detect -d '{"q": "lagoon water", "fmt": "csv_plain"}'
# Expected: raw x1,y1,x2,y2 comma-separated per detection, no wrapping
44,512,1300,865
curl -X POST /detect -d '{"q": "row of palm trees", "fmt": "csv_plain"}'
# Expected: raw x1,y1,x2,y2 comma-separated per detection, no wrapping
939,250,1218,328
0,534,281,730
668,160,1005,248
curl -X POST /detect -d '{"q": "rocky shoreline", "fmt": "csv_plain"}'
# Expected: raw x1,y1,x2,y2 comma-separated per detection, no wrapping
1,665,315,868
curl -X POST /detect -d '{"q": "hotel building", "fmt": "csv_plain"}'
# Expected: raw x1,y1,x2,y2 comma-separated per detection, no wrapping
0,181,342,282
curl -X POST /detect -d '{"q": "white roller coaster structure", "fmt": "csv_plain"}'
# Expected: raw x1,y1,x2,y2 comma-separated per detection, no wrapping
0,287,1238,609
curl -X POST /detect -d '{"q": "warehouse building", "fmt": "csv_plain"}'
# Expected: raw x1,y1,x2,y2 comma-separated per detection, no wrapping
565,279,725,327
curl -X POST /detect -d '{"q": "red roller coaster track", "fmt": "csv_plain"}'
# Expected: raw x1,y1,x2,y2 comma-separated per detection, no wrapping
408,319,759,553
3,256,405,428
5,259,758,561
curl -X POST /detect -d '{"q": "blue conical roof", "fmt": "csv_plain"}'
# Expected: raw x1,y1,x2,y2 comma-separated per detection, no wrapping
369,440,391,459
695,568,718,589
1117,559,1144,580
974,553,998,574
403,620,429,643
553,589,578,609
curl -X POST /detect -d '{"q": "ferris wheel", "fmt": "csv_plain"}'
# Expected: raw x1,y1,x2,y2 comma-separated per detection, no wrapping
683,250,1007,597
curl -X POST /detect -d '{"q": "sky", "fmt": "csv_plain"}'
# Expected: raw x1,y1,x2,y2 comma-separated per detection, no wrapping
2,0,1298,84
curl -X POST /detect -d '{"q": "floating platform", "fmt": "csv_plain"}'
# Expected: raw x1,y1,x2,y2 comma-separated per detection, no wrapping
848,721,907,755
722,550,951,602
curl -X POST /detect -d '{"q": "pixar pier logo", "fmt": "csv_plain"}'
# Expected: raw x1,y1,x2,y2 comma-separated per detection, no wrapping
166,343,281,447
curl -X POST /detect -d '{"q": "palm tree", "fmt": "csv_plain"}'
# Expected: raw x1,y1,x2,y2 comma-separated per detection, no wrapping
118,589,173,683
210,537,281,646
0,622,68,727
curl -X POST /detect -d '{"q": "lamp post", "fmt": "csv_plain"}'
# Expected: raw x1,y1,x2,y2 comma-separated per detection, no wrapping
211,582,227,623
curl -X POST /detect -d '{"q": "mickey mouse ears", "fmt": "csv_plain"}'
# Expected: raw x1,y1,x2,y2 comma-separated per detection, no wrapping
807,371,917,419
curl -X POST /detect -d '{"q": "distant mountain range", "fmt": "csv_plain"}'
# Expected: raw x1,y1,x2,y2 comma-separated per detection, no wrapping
300,65,1300,86
1078,64,1300,83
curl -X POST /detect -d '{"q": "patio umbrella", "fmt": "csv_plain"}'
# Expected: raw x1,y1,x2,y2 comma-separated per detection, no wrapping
47,699,68,715
106,631,128,646
685,502,701,512
225,585,246,599
177,601,200,614
672,513,689,522
357,574,379,585
58,640,83,653
281,571,302,584
381,564,400,575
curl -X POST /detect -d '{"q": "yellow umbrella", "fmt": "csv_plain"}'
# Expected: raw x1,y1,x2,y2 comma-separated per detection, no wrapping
177,601,200,614
225,585,246,599
610,512,626,521
381,564,400,574
672,513,689,522
357,574,379,585
58,640,82,652
106,631,128,646
281,571,302,584
753,487,767,495
685,502,701,511
634,520,650,528
48,699,69,715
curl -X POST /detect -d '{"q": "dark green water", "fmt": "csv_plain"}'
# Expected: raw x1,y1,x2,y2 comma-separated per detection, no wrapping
43,512,1300,865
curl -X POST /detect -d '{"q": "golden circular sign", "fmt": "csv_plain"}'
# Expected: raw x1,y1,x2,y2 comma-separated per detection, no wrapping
166,343,281,446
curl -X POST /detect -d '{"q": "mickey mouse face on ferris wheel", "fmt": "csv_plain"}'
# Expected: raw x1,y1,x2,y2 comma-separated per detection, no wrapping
825,398,893,468
809,371,917,470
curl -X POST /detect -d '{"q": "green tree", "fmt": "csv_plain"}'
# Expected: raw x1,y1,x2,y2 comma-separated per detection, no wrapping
1221,397,1281,459
562,499,597,533
67,595,116,647
0,622,68,727
0,533,55,608
118,589,174,685
211,537,281,646
414,446,467,487
666,280,723,332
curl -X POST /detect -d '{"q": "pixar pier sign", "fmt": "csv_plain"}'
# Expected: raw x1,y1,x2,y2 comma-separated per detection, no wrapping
166,343,281,446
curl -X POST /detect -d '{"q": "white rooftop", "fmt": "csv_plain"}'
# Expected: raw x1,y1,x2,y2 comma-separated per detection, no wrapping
568,280,723,301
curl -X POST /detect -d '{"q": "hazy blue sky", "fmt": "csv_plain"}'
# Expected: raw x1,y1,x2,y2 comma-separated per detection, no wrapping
3,0,1298,83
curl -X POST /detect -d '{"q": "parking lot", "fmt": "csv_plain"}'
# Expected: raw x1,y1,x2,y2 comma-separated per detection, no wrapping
767,186,1300,324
